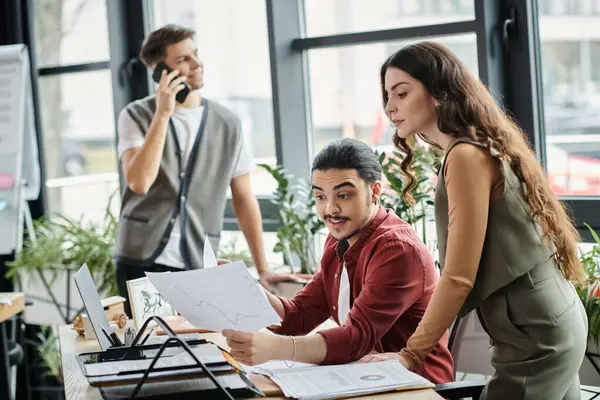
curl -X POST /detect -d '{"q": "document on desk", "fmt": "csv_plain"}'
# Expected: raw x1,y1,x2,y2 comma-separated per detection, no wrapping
0,297,12,305
146,261,280,332
83,343,227,377
249,360,318,377
268,360,434,400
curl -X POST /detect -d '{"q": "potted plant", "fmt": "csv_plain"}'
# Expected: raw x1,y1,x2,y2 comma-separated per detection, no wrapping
376,144,441,245
218,237,255,267
36,326,62,382
5,196,118,399
576,223,600,351
5,200,118,326
258,164,324,277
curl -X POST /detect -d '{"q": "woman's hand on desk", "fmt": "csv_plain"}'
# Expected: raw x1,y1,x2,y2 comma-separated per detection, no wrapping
217,259,305,287
222,330,285,366
358,352,410,369
258,271,304,287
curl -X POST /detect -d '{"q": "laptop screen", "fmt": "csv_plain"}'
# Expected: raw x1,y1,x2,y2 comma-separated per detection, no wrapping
74,264,113,351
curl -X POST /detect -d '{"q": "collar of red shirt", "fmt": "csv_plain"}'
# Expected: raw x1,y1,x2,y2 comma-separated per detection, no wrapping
335,206,388,264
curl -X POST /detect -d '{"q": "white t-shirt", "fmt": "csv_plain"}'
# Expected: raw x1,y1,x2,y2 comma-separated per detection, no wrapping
117,102,255,268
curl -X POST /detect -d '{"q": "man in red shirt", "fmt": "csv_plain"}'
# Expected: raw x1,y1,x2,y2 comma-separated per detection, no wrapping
223,139,454,384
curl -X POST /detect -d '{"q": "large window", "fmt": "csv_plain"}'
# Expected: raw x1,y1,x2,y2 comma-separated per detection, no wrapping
308,34,478,154
304,0,475,37
35,0,110,67
152,0,277,196
538,0,600,15
35,0,118,222
25,0,600,236
538,6,600,196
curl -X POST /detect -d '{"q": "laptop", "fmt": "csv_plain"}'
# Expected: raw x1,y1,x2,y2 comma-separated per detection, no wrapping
74,264,201,351
73,264,115,351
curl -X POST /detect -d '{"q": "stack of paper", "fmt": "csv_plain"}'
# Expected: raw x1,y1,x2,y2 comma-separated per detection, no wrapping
249,360,317,377
84,343,228,377
259,360,434,400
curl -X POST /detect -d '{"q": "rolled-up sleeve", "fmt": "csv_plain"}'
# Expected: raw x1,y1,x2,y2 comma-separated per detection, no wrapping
272,271,330,336
318,240,425,365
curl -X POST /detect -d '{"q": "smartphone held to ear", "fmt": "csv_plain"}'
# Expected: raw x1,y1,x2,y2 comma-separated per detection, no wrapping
152,61,191,104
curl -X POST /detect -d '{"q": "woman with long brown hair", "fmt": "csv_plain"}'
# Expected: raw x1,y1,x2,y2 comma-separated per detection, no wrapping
360,42,588,399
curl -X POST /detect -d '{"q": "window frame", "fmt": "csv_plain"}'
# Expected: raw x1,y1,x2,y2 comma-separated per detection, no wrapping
503,0,600,239
15,0,600,239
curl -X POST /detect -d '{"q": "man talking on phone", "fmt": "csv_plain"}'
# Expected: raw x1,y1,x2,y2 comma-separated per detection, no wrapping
115,24,288,311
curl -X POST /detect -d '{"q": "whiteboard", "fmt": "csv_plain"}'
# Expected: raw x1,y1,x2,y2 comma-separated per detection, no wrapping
0,44,41,255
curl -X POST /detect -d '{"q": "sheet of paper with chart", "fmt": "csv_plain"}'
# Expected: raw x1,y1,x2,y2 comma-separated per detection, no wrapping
146,261,281,332
268,360,435,400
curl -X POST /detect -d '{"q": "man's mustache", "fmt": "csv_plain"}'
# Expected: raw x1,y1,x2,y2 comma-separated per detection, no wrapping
324,215,350,221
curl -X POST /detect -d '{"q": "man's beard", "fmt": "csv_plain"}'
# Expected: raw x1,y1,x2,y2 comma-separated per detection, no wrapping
328,200,376,243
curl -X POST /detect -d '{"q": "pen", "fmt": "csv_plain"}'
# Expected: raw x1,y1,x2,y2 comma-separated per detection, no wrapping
140,327,156,346
140,332,151,345
124,327,136,346
100,326,115,347
110,332,124,347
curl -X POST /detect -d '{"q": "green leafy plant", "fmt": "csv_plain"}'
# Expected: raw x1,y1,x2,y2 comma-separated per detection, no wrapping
376,145,440,242
6,196,118,296
218,237,255,267
36,326,62,382
259,164,324,275
576,223,600,346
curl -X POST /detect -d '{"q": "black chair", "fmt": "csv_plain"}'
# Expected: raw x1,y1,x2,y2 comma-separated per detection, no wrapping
433,315,486,400
435,380,485,399
1,320,25,400
581,352,600,400
0,300,29,400
8,340,23,367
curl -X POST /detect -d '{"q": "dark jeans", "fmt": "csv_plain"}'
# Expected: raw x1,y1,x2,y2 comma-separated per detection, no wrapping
116,262,180,317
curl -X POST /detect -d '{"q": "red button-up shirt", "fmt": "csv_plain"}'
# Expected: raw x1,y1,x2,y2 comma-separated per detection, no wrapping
273,207,454,384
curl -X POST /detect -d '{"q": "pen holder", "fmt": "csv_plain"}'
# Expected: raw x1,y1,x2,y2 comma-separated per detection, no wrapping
125,315,236,400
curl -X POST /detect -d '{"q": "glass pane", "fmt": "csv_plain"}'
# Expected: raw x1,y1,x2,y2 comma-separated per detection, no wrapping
152,0,277,196
538,10,600,196
538,0,600,15
307,34,478,154
35,0,110,67
304,0,474,37
219,231,283,274
46,176,120,224
38,70,118,218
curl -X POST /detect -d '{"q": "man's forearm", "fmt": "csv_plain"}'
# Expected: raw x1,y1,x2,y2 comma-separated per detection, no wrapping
124,114,170,194
232,195,269,275
274,334,327,365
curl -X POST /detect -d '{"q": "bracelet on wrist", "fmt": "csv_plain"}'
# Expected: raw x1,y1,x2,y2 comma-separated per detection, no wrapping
284,336,296,368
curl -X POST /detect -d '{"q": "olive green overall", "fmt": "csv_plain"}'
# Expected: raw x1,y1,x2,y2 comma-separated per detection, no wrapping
435,138,588,400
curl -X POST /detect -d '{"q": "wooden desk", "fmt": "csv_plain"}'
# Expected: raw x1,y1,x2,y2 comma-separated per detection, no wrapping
0,292,25,323
1,292,25,400
58,324,442,400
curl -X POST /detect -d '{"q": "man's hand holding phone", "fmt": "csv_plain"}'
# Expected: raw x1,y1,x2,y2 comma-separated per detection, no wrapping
122,63,190,194
155,68,188,120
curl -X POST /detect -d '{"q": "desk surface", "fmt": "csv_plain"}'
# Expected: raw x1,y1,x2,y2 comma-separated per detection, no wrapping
0,292,24,323
58,324,442,400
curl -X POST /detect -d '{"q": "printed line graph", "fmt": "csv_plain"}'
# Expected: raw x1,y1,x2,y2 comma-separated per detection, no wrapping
146,262,280,332
172,283,260,327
